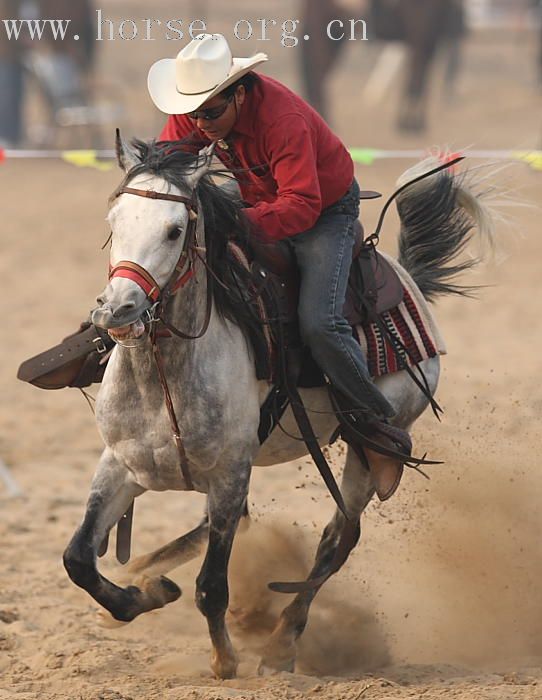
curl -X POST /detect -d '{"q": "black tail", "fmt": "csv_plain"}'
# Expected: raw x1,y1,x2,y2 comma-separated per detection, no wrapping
396,157,495,302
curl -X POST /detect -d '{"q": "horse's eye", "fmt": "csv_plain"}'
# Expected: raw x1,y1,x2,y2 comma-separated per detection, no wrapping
168,226,182,241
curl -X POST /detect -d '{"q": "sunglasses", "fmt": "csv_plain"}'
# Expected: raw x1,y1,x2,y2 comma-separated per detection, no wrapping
187,95,234,122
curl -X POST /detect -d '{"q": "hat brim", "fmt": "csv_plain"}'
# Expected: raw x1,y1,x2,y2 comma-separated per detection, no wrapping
148,54,268,115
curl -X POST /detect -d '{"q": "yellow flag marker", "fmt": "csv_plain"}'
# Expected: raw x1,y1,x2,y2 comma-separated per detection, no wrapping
61,150,114,172
512,151,542,172
349,148,378,166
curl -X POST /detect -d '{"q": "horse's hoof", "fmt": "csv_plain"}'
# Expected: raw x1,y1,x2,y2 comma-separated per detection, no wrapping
258,656,295,675
259,628,296,674
211,652,238,679
213,665,237,680
258,662,277,676
133,574,182,608
155,575,182,605
95,608,130,629
95,576,181,627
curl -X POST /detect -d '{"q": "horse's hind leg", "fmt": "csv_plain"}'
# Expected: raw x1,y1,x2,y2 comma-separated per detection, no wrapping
125,515,208,578
124,500,250,580
196,464,251,679
63,448,181,622
259,447,373,674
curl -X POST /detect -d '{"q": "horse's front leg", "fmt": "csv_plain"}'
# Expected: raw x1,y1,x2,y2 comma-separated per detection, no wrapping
63,448,181,622
196,463,251,679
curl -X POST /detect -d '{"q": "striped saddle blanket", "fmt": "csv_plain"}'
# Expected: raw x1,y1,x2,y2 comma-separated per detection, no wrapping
356,253,446,378
228,244,446,382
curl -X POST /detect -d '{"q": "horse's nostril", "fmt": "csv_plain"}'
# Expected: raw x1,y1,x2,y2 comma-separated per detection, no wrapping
112,302,136,319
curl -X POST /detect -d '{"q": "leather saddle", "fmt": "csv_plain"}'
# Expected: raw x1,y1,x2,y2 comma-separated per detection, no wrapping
249,219,404,327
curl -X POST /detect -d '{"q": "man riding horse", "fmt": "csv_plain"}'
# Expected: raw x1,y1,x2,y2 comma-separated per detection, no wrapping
18,30,501,675
147,33,415,499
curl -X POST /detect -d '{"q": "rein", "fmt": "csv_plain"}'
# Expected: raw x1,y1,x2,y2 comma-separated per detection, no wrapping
108,185,216,491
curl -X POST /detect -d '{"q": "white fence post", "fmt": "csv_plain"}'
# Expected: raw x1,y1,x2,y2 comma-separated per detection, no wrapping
0,458,24,498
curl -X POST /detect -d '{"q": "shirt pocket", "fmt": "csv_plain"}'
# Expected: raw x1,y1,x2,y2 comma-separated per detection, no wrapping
249,163,276,196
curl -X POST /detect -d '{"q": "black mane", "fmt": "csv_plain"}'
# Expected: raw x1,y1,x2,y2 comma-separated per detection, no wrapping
115,138,250,247
115,139,269,370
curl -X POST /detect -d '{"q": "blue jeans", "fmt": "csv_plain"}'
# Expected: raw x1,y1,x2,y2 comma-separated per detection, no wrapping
289,179,395,419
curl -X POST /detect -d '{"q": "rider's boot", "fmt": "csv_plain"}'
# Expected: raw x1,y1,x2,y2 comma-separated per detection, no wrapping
362,421,412,500
330,387,413,501
341,414,411,501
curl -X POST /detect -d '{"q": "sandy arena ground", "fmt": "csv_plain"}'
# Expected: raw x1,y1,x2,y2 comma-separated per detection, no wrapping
1,2,542,698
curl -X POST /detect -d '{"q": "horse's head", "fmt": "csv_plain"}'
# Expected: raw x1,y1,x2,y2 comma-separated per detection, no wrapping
92,131,214,342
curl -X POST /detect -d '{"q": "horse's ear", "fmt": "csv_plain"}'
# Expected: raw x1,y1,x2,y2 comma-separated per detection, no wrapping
115,128,140,172
184,142,217,190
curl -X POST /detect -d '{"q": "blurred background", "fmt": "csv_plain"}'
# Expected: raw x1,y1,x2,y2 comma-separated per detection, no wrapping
0,0,540,149
2,2,542,697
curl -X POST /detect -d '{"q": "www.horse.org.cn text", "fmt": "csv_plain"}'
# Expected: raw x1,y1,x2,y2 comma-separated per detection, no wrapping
0,12,370,48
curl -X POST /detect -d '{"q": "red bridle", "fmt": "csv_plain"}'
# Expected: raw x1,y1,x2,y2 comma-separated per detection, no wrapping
108,186,199,305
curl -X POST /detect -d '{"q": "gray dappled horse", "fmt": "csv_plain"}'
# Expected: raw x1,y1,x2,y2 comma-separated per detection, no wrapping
300,0,465,131
63,135,495,678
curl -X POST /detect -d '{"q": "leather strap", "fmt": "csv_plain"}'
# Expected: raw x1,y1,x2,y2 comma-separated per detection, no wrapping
151,333,194,490
366,156,465,248
109,261,161,303
17,325,109,383
286,369,349,519
116,501,134,564
359,190,382,200
159,233,214,342
117,187,197,211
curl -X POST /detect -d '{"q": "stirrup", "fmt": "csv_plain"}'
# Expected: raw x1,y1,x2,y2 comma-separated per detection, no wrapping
339,419,439,501
340,416,440,469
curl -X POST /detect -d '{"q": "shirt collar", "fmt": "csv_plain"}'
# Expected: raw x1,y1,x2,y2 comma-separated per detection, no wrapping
230,85,258,138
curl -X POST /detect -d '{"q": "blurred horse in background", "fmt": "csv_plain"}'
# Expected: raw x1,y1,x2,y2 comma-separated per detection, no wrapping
300,0,465,132
0,0,126,147
0,0,96,146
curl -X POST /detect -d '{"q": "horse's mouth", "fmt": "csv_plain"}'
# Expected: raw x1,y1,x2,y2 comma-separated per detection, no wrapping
107,318,146,342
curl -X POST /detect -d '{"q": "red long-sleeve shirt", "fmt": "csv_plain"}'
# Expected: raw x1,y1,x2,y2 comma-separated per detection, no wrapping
159,74,354,240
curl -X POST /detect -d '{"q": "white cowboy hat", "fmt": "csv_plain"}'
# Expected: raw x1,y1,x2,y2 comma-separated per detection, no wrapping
148,33,268,115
